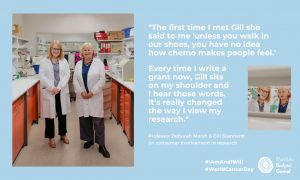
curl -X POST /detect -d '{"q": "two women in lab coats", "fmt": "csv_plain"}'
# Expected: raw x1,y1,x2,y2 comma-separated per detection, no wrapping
39,40,71,148
248,86,291,114
73,43,110,158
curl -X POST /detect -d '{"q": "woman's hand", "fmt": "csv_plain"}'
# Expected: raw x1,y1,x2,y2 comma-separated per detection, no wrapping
51,87,60,95
81,92,89,99
87,92,94,98
81,92,94,99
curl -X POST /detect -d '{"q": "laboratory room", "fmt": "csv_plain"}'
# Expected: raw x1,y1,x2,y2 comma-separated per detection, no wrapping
12,14,134,166
248,66,291,130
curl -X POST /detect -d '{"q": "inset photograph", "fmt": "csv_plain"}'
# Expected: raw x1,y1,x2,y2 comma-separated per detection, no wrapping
248,66,291,130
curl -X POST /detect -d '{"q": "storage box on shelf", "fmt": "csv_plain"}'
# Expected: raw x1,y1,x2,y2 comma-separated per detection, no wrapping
12,24,22,37
107,31,123,40
122,27,134,39
94,31,108,40
97,40,123,55
111,43,123,53
95,30,123,41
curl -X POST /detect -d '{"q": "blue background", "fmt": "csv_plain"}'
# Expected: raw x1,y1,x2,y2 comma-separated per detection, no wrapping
1,0,300,179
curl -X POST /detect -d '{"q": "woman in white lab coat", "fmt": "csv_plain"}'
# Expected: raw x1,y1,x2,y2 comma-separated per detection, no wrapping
248,86,271,112
276,87,291,113
39,40,71,148
73,43,110,158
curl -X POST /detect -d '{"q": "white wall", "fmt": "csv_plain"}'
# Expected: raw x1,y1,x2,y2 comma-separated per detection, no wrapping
38,33,93,42
13,14,134,55
12,14,25,31
248,66,291,86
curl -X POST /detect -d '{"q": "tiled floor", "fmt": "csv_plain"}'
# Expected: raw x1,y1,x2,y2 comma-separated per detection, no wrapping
13,102,134,166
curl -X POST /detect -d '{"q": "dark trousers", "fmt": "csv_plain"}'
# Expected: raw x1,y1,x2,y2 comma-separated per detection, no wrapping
79,116,105,146
45,93,67,139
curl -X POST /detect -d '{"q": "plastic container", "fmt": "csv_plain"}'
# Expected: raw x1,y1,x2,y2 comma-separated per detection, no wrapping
104,59,109,70
33,64,40,74
122,27,134,38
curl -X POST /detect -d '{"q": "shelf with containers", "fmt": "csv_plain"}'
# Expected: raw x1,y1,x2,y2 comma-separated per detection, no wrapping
37,40,85,56
122,27,134,58
94,29,134,58
36,42,49,56
12,35,29,57
12,35,30,79
122,36,134,59
36,35,49,56
60,41,85,52
36,33,93,56
96,40,123,56
94,29,134,74
123,36,134,42
94,31,123,55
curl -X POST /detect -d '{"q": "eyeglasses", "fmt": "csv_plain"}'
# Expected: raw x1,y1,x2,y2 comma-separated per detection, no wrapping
259,89,270,94
83,48,92,52
52,48,61,51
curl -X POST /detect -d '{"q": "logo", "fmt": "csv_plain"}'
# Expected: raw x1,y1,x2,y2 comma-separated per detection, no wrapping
258,157,273,174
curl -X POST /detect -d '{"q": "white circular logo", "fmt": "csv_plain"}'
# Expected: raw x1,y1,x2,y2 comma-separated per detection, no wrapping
258,157,273,174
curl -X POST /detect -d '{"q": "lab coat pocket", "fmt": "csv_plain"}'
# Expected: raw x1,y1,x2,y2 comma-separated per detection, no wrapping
60,92,71,114
40,89,51,118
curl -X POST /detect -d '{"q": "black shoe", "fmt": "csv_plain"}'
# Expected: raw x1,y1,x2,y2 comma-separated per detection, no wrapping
84,141,94,149
99,145,110,158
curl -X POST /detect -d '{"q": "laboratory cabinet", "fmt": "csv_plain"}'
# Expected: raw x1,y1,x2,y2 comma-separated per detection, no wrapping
111,79,119,121
26,85,38,132
121,86,134,145
103,81,112,119
12,96,25,162
12,80,40,163
111,78,134,146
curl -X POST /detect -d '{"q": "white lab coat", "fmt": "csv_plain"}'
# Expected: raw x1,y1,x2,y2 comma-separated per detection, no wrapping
275,100,291,114
248,99,271,112
39,58,71,119
73,58,105,118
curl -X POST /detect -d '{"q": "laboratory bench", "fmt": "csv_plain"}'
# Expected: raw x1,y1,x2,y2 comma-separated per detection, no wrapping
12,76,40,163
105,72,134,146
248,112,291,130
